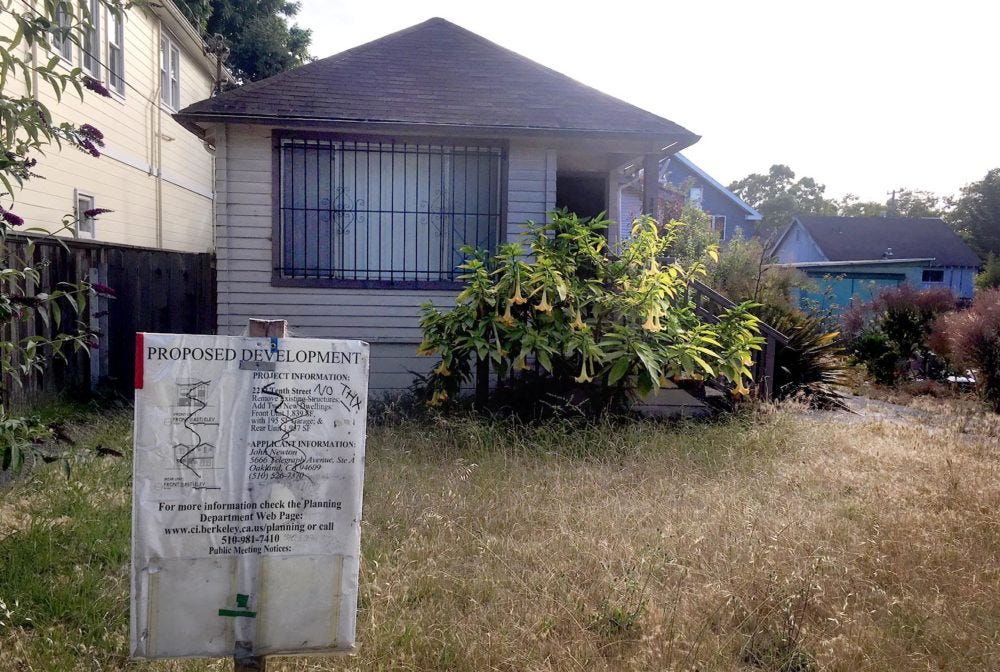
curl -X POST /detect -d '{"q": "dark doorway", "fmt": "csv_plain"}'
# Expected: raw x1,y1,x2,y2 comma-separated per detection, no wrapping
556,172,607,221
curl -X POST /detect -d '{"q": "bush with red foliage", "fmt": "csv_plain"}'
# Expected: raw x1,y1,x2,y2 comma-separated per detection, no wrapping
842,284,958,384
930,289,1000,411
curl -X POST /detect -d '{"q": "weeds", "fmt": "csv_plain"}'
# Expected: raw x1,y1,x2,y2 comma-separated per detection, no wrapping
2,403,1000,670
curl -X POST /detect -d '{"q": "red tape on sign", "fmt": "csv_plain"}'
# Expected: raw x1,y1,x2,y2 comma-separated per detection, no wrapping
134,332,144,389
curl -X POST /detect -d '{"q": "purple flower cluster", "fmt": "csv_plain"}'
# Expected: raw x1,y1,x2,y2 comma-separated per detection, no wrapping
0,207,24,227
80,140,101,158
76,122,106,158
83,208,112,218
91,283,117,297
83,76,111,98
79,124,104,142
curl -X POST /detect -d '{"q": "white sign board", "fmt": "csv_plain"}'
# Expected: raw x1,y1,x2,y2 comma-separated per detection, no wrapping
130,333,369,659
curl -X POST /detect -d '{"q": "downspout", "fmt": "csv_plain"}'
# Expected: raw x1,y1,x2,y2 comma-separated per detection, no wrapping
154,18,164,248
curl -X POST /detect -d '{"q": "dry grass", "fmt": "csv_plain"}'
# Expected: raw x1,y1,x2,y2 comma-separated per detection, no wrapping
2,403,999,671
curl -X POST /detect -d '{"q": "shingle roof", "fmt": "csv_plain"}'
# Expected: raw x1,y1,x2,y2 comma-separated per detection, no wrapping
175,17,698,144
793,216,981,267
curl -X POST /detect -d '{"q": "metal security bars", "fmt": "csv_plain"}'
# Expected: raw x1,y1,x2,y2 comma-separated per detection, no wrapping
277,137,503,286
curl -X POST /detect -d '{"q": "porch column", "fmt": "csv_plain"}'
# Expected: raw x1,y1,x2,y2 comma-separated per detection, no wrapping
641,153,659,216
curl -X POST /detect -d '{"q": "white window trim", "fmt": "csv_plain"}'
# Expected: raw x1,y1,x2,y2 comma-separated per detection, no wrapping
712,215,727,240
52,2,74,65
81,0,101,77
160,33,181,111
106,6,125,98
74,190,96,239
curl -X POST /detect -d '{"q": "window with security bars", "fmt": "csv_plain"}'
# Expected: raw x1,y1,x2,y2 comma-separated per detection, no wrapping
278,137,503,285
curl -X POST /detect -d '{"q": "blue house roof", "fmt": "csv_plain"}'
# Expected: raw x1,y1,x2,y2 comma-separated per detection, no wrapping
662,154,762,221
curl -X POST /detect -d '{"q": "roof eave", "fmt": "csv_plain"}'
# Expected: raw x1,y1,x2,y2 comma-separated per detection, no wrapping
172,112,700,147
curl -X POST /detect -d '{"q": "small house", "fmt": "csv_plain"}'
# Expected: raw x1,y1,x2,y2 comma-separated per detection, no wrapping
175,17,710,400
771,215,981,312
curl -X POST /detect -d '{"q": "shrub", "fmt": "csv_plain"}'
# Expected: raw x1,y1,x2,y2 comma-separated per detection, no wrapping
760,306,849,409
842,285,958,385
418,212,763,416
975,253,1000,291
707,234,804,312
929,289,1000,411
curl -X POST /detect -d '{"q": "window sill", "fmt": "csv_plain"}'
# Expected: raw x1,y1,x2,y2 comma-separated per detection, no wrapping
271,276,464,291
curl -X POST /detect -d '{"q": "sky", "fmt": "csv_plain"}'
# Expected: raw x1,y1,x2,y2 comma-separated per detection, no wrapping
294,0,999,204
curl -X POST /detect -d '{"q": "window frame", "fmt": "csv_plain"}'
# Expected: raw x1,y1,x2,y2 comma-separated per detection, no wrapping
74,190,96,239
270,130,509,290
81,0,101,77
160,33,181,110
106,5,125,97
52,1,73,64
711,214,727,240
922,269,945,283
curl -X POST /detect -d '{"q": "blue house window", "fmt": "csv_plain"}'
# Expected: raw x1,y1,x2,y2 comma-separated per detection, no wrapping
922,269,944,283
277,136,503,287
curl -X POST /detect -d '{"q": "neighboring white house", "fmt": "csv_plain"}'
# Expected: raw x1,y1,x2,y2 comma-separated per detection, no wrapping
1,0,222,252
175,17,710,408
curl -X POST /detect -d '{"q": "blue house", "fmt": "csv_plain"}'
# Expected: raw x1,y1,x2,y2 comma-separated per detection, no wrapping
618,153,761,242
771,215,981,312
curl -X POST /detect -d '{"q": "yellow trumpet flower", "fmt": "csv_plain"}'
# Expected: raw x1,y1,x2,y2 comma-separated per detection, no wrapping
498,301,516,327
574,358,592,384
434,362,451,377
429,389,449,406
733,380,751,397
570,309,587,331
511,280,527,305
536,290,553,313
513,353,532,371
642,310,661,332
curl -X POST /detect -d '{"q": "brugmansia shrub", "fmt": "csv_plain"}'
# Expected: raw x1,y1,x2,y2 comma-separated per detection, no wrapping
929,289,1000,411
417,212,762,414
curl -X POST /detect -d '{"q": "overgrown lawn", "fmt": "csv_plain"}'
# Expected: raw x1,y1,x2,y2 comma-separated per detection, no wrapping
1,403,998,670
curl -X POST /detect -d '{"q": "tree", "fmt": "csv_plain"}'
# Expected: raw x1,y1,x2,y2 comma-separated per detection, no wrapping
947,168,1000,260
1,0,110,469
836,188,944,219
727,165,837,239
174,0,311,82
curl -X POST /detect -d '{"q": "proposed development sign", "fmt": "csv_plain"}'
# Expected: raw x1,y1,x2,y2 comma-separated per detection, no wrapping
130,333,369,659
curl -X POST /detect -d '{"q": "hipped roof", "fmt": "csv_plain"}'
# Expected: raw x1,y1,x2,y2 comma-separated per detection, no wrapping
175,17,698,146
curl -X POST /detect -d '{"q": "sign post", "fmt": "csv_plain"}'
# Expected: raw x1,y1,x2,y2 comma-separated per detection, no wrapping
130,326,369,663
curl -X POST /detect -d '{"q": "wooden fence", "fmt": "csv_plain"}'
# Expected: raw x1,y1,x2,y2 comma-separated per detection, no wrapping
3,235,215,408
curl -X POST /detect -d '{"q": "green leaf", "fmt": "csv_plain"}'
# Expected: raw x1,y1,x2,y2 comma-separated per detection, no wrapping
607,357,630,385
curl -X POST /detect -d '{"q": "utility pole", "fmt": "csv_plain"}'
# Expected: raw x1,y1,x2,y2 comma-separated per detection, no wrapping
205,33,230,95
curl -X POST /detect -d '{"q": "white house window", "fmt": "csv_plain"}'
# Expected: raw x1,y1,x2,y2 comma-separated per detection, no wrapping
922,269,944,283
52,2,73,62
160,35,180,110
278,136,503,286
711,215,727,239
689,186,703,206
75,191,96,239
107,8,125,96
81,0,100,76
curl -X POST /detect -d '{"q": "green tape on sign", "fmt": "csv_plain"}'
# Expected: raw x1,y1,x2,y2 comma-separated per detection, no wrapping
219,593,256,618
218,609,257,618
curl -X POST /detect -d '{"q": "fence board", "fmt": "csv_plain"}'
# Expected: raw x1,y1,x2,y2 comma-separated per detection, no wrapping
2,235,216,408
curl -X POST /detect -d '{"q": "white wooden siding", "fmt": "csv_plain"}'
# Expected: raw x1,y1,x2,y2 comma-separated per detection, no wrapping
214,126,559,393
0,5,215,253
